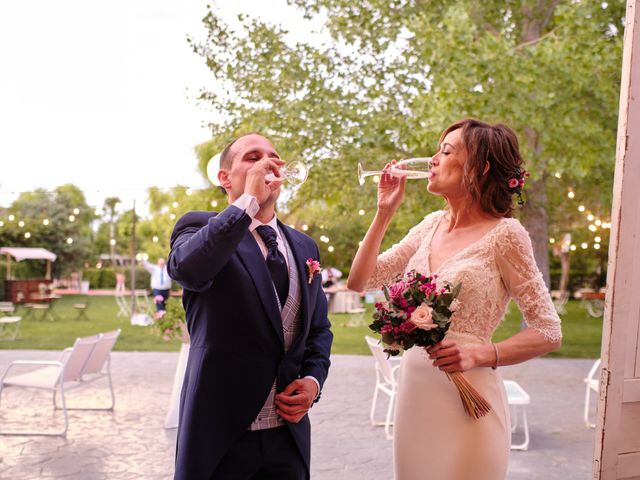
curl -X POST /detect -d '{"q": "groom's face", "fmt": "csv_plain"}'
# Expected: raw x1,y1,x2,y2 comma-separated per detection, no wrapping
221,134,282,204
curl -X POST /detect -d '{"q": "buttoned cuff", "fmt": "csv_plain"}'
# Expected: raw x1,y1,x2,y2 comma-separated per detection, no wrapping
304,376,321,401
233,194,259,218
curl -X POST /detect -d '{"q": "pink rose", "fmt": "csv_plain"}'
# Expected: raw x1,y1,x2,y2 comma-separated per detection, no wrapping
508,178,519,189
388,282,406,301
410,303,437,330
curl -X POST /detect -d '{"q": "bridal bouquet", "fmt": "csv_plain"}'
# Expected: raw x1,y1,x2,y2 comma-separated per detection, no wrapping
369,270,491,419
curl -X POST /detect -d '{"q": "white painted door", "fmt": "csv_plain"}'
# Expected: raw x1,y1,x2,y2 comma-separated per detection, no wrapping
594,1,640,478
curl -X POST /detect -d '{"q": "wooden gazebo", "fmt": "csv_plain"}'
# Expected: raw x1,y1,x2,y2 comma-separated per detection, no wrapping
0,247,57,303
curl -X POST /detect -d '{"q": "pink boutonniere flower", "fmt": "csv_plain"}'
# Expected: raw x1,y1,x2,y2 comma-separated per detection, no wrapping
306,258,321,284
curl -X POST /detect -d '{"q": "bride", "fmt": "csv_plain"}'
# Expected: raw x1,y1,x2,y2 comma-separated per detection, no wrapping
348,118,562,480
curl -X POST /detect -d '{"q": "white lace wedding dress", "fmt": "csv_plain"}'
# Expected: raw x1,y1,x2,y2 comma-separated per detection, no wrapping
366,210,562,480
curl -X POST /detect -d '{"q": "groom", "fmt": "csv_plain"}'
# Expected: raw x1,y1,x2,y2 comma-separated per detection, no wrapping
168,133,333,479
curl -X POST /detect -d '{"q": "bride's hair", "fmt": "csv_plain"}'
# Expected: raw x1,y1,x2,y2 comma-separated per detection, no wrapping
440,118,524,218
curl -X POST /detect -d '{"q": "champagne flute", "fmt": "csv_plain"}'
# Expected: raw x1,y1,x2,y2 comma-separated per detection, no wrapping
357,157,432,186
264,160,310,186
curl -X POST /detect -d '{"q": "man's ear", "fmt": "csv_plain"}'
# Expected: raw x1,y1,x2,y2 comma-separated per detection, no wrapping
218,169,231,191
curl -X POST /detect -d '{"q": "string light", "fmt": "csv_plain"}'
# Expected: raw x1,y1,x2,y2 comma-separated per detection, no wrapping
8,215,14,221
110,239,116,246
578,205,585,212
595,236,601,243
554,172,562,178
24,232,31,239
66,238,73,244
210,200,218,208
172,202,179,208
18,220,24,227
587,214,594,221
594,244,601,250
302,224,309,231
43,219,49,225
549,238,555,244
373,175,380,183
581,243,588,249
358,209,365,216
186,188,193,196
570,245,577,251
567,191,575,199
170,213,176,220
152,236,159,243
328,246,334,252
68,215,75,222
595,219,602,226
588,225,597,232
73,208,80,215
0,221,3,227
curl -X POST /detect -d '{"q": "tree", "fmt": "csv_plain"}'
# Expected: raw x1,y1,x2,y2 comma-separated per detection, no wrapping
0,184,95,276
190,0,624,279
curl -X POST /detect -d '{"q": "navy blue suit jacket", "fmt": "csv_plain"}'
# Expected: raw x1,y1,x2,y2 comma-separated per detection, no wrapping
168,205,333,480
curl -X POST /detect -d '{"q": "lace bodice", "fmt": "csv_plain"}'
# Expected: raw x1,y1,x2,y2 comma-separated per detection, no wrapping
366,210,562,343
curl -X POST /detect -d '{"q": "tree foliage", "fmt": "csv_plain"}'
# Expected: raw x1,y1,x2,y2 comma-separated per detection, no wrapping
188,0,623,278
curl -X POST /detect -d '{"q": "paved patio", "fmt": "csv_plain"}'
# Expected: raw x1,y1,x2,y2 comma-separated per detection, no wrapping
0,350,596,479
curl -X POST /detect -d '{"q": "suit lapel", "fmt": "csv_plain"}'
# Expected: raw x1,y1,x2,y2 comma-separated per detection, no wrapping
236,232,285,346
279,222,311,336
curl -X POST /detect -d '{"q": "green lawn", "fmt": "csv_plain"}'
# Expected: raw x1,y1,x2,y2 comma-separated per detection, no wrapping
0,296,602,358
330,299,603,358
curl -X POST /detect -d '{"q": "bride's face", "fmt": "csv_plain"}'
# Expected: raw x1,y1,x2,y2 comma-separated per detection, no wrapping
427,128,467,198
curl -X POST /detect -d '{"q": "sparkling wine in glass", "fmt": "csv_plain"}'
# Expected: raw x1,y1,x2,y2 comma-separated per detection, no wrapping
265,160,310,186
357,157,432,186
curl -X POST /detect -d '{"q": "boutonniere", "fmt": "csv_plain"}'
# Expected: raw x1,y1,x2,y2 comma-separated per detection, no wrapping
306,258,321,284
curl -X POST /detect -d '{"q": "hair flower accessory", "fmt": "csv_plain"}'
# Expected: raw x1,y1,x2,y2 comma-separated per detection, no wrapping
306,258,321,284
508,169,529,206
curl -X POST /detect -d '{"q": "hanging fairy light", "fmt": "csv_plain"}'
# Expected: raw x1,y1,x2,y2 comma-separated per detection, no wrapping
110,239,116,246
578,205,585,212
570,245,577,251
73,208,80,215
588,225,597,232
567,190,575,199
170,213,176,220
172,201,179,208
595,236,601,243
69,215,75,222
18,220,24,227
358,209,365,216
328,246,334,252
43,219,49,226
8,214,14,221
152,236,159,243
594,244,601,250
66,237,73,244
24,232,31,239
0,221,3,227
581,243,588,249
302,224,309,231
587,214,594,221
549,238,555,244
373,175,380,183
595,219,602,226
211,200,218,208
554,172,562,178
186,188,193,196
135,253,143,261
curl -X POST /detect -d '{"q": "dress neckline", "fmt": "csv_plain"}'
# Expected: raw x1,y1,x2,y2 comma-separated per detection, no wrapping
426,211,506,274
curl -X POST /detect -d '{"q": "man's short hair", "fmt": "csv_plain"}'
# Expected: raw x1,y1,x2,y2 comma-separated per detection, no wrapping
218,132,266,170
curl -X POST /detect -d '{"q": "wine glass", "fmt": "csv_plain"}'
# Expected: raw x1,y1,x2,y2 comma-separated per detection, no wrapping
265,160,310,186
357,157,432,186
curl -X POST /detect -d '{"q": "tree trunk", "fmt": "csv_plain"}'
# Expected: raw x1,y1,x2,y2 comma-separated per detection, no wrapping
559,251,570,292
521,175,551,288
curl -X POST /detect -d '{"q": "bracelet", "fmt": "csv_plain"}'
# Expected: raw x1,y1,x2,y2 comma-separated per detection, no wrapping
491,343,500,370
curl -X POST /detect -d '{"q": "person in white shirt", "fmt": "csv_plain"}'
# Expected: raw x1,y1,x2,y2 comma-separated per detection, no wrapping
142,258,172,311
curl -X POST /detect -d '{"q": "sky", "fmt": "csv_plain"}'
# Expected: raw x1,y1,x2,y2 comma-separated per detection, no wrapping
0,0,323,214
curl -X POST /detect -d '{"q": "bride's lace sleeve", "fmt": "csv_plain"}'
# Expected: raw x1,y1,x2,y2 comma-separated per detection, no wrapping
495,220,562,342
364,212,439,290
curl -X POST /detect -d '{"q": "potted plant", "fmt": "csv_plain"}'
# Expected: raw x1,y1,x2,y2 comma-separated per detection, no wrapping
154,297,189,344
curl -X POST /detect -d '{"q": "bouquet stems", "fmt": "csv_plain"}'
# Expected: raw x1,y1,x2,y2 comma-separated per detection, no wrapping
446,371,492,419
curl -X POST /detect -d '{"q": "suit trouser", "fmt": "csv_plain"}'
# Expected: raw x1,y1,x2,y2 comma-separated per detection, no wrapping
211,426,307,480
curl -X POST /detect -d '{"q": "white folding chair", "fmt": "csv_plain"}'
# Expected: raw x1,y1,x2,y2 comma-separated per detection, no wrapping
365,336,401,440
504,379,531,450
115,291,130,317
0,301,16,316
134,289,153,315
0,316,22,341
584,359,601,428
0,335,99,436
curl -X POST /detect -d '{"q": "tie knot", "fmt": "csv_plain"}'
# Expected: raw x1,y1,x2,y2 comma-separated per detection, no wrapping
256,225,279,251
